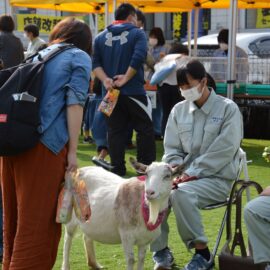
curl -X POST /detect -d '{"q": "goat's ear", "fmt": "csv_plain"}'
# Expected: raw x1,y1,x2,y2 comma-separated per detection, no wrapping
171,164,185,177
129,157,148,175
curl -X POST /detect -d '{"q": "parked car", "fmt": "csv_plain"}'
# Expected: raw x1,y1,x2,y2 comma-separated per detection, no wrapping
185,32,270,84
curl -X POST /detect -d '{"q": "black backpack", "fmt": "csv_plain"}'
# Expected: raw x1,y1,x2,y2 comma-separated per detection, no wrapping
0,44,74,156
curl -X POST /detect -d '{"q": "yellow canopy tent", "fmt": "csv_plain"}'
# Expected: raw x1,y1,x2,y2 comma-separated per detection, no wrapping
9,0,192,13
9,0,106,13
123,0,270,10
238,0,270,8
10,0,270,13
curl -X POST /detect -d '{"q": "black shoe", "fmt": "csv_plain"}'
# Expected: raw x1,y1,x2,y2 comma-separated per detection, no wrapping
111,168,126,176
92,156,114,171
155,135,163,141
125,143,136,150
83,136,94,144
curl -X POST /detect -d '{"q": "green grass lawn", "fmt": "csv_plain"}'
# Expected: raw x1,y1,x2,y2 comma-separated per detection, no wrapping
53,138,270,270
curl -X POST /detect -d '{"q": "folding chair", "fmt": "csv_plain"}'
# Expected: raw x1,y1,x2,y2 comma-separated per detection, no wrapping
202,148,252,259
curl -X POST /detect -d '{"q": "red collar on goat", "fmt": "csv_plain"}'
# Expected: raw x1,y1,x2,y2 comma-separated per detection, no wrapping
137,175,168,231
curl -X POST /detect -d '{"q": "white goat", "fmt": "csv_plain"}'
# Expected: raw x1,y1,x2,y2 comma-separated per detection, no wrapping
62,159,183,270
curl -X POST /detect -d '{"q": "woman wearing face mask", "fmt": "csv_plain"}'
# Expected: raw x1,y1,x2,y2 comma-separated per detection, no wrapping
211,28,248,83
148,27,169,63
151,60,243,270
147,27,170,140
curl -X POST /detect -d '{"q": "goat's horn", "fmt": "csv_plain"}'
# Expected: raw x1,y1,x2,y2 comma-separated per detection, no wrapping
129,157,148,173
171,164,185,176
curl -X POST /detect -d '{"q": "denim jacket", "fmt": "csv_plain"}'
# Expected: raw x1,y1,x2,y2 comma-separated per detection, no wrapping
36,44,91,154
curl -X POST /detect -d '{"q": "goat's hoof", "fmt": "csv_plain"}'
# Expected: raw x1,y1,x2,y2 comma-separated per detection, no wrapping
89,263,104,269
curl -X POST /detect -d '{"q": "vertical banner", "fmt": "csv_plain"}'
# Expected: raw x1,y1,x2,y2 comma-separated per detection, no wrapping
97,14,105,33
256,9,270,28
173,13,182,41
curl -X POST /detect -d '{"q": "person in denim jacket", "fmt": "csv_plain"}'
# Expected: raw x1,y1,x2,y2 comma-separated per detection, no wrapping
0,17,91,270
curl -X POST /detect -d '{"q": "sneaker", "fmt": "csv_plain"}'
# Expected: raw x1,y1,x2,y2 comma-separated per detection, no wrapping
153,247,174,270
91,156,114,171
183,254,214,270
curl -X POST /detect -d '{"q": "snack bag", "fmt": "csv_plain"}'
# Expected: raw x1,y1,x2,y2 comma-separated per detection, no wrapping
98,88,120,116
72,177,91,223
56,176,73,224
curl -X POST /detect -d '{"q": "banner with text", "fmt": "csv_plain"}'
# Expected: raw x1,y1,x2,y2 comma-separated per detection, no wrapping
256,9,270,28
17,14,83,34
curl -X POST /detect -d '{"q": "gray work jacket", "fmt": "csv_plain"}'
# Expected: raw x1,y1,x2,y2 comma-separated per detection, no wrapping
163,90,243,181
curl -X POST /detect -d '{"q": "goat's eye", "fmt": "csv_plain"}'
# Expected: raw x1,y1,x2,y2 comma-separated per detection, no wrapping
163,174,171,180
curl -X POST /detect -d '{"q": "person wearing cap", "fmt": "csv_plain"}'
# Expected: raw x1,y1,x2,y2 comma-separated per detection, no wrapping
211,28,248,83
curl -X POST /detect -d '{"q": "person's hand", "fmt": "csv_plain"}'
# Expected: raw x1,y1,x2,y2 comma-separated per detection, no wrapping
113,74,128,88
66,151,78,172
159,52,166,59
172,173,196,189
103,77,114,91
179,173,190,181
260,186,270,196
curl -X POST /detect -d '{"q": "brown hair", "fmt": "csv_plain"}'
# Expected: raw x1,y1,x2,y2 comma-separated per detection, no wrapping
49,17,92,55
0,15,15,32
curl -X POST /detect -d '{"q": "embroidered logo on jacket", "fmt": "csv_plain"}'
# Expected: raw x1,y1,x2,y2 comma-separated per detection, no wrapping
105,31,129,46
210,116,223,124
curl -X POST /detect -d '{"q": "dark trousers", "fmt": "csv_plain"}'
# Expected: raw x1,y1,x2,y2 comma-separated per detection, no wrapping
158,84,184,136
107,94,156,175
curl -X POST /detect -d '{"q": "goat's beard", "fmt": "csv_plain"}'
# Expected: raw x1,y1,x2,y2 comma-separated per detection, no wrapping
148,200,161,225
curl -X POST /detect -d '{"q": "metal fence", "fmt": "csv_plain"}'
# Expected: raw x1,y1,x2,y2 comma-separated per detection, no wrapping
193,54,270,85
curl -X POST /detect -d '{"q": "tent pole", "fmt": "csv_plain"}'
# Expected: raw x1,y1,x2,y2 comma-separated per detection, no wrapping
95,13,99,38
187,11,192,57
227,0,238,100
193,8,199,57
105,1,109,26
4,0,7,14
113,0,117,12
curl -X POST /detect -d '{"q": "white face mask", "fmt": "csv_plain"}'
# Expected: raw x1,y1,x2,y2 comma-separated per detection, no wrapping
149,38,158,47
23,32,28,39
180,84,203,102
219,43,228,51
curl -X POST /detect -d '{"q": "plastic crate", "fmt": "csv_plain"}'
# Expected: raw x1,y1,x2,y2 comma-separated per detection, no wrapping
246,84,270,96
216,83,246,95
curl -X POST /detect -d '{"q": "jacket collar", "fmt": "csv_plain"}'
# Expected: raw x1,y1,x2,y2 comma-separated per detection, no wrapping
188,89,217,115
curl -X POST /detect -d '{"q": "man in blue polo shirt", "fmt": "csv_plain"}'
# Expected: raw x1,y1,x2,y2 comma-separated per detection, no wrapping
93,3,156,176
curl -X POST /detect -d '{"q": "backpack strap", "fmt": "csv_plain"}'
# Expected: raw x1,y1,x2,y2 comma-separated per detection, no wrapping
40,44,76,63
23,44,76,64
